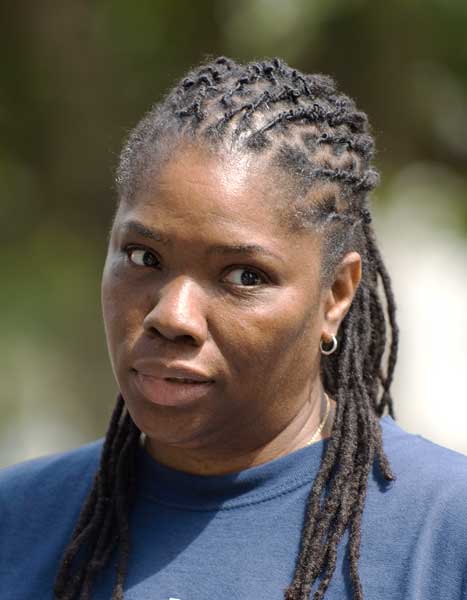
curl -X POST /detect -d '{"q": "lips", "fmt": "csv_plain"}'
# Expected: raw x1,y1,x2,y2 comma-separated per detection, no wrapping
132,371,214,407
131,359,215,407
132,359,213,383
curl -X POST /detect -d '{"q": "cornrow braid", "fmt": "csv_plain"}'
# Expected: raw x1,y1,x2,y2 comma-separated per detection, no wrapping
55,56,398,599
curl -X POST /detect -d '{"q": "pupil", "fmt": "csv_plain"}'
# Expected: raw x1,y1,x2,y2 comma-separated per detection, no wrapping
143,252,156,267
241,270,259,286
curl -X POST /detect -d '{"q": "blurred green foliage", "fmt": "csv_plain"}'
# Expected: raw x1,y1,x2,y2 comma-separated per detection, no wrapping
1,0,465,465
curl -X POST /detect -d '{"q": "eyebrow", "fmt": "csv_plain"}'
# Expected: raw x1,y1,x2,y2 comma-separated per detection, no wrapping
120,220,169,244
119,219,283,261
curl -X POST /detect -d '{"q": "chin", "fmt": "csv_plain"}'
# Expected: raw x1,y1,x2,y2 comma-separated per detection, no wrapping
123,395,212,448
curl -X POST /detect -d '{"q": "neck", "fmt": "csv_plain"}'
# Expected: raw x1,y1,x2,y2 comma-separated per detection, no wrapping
144,389,336,476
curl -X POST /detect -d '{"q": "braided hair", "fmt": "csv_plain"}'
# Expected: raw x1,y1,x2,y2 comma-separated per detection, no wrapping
54,56,398,600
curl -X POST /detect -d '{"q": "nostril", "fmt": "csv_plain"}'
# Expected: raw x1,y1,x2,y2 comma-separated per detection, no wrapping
143,321,203,347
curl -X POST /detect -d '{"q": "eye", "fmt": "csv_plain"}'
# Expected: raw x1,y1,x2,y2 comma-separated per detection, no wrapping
125,246,160,268
223,267,266,287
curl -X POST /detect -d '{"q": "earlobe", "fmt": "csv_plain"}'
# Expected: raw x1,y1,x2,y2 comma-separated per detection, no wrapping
323,251,362,335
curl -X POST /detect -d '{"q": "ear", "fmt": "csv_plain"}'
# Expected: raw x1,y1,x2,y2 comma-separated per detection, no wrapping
321,251,361,341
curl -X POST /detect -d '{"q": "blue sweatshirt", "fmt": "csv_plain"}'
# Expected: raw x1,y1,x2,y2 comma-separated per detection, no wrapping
0,415,466,600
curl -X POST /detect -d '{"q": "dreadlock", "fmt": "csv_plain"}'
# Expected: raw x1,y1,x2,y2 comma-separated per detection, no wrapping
54,56,398,600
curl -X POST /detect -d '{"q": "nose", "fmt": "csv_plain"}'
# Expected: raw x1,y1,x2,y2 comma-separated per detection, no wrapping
142,276,208,346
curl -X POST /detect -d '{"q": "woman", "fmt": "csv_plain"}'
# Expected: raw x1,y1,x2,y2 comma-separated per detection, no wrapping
1,57,466,600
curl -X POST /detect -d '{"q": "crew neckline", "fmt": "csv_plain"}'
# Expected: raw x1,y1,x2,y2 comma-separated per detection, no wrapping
136,415,395,511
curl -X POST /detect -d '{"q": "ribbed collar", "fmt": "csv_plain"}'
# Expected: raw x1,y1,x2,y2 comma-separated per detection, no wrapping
136,416,395,511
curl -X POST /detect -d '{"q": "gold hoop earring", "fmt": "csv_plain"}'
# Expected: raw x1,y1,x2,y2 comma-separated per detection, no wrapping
320,335,338,355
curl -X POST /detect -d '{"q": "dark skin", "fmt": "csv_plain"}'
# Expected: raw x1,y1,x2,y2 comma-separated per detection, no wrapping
101,144,361,475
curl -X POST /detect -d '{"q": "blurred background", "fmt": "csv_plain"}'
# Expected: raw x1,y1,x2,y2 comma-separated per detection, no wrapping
1,0,466,467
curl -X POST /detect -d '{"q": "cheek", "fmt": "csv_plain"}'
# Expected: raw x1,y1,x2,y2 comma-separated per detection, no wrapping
101,260,144,369
218,289,322,387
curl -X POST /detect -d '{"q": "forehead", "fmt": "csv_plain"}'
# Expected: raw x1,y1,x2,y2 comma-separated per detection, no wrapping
143,145,280,221
116,144,318,252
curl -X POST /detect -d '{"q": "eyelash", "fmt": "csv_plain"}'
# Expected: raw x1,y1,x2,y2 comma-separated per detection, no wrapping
122,244,269,287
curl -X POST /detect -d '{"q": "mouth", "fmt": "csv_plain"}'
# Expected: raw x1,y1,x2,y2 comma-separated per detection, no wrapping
131,370,214,407
164,377,211,384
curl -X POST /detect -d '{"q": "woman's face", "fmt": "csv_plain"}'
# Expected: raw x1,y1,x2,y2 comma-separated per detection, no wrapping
101,144,336,458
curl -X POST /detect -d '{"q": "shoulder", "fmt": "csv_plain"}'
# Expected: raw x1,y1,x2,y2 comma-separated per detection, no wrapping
370,417,467,596
0,438,104,508
378,416,467,540
0,441,105,590
380,415,467,486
